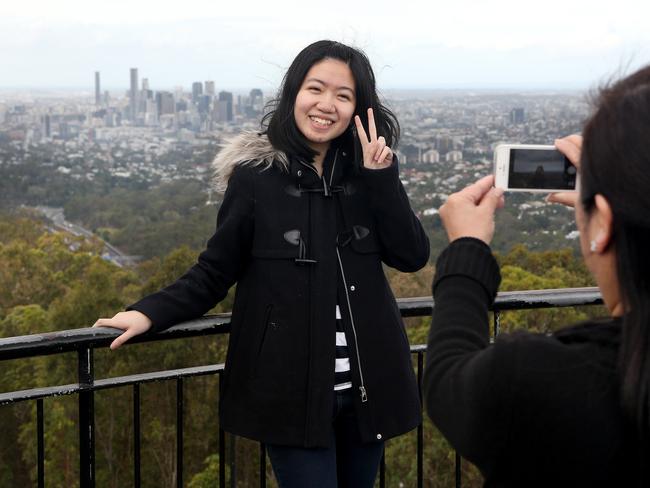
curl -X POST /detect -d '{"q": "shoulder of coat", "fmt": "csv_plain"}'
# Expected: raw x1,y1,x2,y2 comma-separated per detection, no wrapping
211,131,290,192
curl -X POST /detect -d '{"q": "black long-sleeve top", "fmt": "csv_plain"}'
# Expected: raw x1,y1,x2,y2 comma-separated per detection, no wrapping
423,238,637,487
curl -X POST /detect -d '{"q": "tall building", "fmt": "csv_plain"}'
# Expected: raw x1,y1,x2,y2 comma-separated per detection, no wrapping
422,149,440,164
94,72,101,106
217,91,234,122
198,95,212,115
510,107,525,124
250,88,263,108
129,68,139,121
205,81,215,96
192,82,203,103
42,115,51,138
156,91,176,115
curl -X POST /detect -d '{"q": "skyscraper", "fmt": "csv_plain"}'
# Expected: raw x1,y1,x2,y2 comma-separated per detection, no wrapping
130,68,139,121
217,91,233,122
192,82,203,103
205,81,215,96
510,107,525,124
42,115,51,138
156,91,176,115
94,72,101,106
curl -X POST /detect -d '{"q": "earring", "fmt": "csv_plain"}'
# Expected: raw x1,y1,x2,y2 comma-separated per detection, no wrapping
590,240,597,252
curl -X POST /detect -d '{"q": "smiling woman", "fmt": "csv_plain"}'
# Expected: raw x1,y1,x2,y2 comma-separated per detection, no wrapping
94,40,429,488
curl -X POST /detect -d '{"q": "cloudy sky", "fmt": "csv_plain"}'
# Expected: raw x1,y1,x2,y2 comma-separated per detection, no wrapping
1,0,649,91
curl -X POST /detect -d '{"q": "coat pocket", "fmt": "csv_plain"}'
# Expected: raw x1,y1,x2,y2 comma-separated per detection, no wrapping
251,304,274,377
349,227,380,254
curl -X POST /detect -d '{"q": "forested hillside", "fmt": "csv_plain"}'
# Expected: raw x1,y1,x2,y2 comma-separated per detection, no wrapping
0,211,605,487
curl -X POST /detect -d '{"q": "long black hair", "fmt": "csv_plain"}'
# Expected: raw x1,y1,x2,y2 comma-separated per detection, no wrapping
580,65,650,484
262,40,400,163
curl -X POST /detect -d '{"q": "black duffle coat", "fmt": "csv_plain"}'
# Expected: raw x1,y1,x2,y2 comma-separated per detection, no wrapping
129,131,430,447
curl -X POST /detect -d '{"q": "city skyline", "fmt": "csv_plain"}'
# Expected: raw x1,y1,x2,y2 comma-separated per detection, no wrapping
2,0,650,90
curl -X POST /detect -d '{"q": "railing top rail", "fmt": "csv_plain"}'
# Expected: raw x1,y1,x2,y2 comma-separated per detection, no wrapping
0,287,602,361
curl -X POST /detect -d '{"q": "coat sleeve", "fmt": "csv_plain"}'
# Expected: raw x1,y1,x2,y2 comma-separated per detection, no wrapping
360,158,430,271
127,166,255,332
423,237,513,474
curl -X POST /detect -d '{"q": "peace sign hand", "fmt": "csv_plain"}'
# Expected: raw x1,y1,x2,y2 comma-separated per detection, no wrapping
355,107,394,169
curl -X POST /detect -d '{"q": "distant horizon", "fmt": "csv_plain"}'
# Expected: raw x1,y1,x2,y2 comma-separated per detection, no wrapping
0,84,590,96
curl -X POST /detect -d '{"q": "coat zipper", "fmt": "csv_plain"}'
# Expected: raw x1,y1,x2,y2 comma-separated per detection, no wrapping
329,149,339,188
336,246,368,403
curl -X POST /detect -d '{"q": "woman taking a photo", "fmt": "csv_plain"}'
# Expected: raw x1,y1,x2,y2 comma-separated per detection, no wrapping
95,40,429,488
424,66,650,486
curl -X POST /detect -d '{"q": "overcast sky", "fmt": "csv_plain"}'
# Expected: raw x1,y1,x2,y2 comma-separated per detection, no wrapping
2,0,649,91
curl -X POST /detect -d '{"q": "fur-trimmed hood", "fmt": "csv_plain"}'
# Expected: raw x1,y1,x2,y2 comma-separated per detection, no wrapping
212,131,289,192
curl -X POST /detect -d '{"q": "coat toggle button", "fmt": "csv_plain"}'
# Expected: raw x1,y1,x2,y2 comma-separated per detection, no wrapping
350,285,356,291
376,434,382,440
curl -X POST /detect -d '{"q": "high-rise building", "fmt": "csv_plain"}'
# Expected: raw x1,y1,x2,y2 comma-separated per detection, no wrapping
156,91,176,115
198,95,212,114
130,68,139,121
217,91,234,122
422,149,440,164
510,107,525,124
94,72,101,106
250,88,263,109
205,81,215,96
192,82,203,103
42,115,51,138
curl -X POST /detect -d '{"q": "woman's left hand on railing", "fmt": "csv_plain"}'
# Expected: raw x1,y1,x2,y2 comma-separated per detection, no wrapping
93,311,152,350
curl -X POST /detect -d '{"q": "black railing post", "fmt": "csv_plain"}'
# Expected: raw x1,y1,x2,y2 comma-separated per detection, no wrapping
219,371,226,488
37,399,44,488
417,351,424,488
133,383,141,488
177,378,184,488
78,347,95,488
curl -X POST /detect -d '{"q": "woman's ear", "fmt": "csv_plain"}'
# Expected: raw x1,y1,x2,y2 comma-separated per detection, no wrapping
590,194,614,253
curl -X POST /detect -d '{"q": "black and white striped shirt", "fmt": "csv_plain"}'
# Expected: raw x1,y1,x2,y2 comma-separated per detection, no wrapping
334,305,352,391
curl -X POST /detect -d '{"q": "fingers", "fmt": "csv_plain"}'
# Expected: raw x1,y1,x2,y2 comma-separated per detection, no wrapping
110,329,137,350
373,136,386,161
460,175,495,203
479,186,505,212
367,107,377,141
93,318,127,330
377,146,393,165
555,135,582,168
546,192,578,208
354,115,369,145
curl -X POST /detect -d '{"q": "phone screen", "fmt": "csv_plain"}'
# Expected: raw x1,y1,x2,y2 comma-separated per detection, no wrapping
508,149,577,190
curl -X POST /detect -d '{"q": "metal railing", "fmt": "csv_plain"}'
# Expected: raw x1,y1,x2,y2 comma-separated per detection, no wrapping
0,287,603,488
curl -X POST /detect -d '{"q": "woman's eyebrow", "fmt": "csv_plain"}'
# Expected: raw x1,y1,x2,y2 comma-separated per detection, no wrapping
304,78,355,93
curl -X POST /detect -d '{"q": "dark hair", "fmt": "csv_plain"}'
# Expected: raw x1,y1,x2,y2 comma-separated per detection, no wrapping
580,65,650,484
261,40,400,163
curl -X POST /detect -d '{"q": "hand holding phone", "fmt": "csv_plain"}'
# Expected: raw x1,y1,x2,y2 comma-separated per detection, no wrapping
494,144,578,193
439,175,505,245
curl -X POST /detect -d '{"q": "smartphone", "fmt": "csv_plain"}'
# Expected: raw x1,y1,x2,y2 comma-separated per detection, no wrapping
493,144,578,192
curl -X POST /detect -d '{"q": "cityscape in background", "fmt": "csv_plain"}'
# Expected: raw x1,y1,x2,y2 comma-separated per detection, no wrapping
0,67,589,263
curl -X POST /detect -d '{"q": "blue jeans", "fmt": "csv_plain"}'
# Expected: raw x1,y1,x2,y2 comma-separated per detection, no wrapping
266,388,385,488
